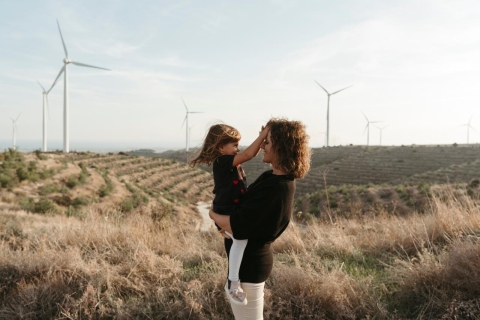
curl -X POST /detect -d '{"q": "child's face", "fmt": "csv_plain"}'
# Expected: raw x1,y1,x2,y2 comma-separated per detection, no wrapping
219,141,240,155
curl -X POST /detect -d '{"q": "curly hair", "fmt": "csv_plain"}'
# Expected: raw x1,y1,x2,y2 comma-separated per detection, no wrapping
189,124,241,167
266,118,311,179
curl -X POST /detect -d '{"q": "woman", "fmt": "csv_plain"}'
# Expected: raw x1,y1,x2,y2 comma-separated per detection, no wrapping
209,118,311,319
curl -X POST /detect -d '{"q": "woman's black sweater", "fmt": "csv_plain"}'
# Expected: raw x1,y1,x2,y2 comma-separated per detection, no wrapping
226,170,295,283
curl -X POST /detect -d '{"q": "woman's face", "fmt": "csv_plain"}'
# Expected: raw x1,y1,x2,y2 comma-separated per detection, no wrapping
261,132,276,164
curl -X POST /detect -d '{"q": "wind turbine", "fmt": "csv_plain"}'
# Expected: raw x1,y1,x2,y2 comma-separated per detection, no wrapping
460,116,475,144
37,78,61,152
10,113,21,151
181,98,203,152
314,80,352,147
375,125,389,146
51,20,110,153
362,111,381,146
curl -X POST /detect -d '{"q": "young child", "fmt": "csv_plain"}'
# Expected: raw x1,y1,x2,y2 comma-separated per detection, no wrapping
190,123,269,306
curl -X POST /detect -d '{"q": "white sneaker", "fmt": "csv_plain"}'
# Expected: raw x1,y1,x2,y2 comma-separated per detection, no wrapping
224,280,248,306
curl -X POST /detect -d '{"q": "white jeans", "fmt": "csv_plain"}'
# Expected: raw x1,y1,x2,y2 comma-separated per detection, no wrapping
230,282,265,320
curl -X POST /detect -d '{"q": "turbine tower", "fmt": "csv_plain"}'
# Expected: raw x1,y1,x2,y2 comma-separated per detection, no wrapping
181,98,203,152
189,125,194,151
52,20,110,153
37,78,61,152
10,113,21,151
460,116,475,144
314,80,352,147
375,125,389,146
362,111,381,146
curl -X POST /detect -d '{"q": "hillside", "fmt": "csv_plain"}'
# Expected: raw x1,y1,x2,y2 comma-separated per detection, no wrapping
0,150,213,222
157,144,480,198
1,150,480,318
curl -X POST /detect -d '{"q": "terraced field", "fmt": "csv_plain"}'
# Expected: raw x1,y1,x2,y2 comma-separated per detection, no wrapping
0,150,213,217
157,144,480,198
72,153,213,205
298,145,480,195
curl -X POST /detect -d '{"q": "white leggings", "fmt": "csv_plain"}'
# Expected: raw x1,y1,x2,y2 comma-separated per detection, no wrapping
230,282,265,320
224,231,248,282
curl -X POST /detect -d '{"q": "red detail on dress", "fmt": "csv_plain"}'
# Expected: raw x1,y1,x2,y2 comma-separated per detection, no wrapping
234,199,239,203
240,189,245,194
233,180,239,185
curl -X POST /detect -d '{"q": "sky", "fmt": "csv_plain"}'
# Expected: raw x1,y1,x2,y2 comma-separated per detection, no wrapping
1,0,480,152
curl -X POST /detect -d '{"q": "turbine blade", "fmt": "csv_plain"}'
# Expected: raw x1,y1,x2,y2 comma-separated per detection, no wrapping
331,85,353,95
370,121,382,124
314,80,330,95
189,112,204,114
181,97,188,112
363,124,368,134
181,115,187,128
56,20,69,58
15,112,22,121
361,111,368,122
470,125,476,132
37,80,46,92
70,61,110,71
47,68,64,93
50,66,65,91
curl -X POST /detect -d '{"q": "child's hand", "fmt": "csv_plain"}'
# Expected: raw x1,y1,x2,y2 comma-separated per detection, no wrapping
259,125,269,137
219,229,232,239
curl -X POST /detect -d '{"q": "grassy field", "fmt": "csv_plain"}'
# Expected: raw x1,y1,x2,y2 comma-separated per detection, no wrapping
1,149,480,319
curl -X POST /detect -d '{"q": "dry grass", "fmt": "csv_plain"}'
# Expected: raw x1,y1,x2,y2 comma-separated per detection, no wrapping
1,186,480,319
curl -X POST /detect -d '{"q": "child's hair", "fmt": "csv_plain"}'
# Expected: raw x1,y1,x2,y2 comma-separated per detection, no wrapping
189,124,241,166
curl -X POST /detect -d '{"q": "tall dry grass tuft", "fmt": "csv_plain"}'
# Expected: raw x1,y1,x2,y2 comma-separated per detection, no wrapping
1,184,479,318
0,207,232,319
266,264,383,319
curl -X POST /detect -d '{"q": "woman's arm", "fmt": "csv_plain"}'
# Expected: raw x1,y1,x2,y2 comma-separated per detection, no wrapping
232,126,268,167
209,206,233,234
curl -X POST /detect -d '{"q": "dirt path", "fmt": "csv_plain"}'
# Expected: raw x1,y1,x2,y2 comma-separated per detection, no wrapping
196,201,214,231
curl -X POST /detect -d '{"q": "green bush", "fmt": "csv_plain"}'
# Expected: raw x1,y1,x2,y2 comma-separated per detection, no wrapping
66,175,79,189
71,196,89,208
33,199,57,214
98,173,114,197
0,171,18,189
34,149,47,160
18,197,57,214
120,192,149,212
38,183,59,195
19,197,35,212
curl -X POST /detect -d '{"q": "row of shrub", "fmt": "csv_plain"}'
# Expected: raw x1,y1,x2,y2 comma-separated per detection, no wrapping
98,172,114,197
65,162,90,189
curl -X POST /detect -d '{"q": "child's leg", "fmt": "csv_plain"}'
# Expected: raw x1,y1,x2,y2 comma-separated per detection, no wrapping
224,231,248,282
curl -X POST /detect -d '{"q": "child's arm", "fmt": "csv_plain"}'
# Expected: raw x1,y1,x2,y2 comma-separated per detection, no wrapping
232,126,269,167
